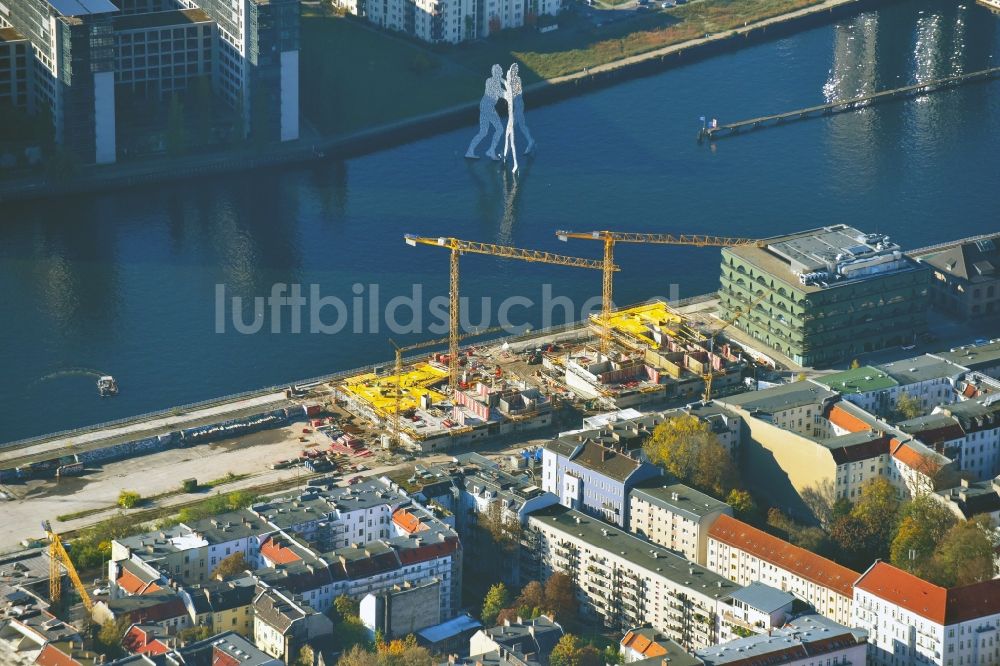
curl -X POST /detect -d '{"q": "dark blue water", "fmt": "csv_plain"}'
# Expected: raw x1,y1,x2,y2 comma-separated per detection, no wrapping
2,0,999,442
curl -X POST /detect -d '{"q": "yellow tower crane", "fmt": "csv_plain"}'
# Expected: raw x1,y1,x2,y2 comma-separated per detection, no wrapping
555,231,762,353
43,520,94,614
700,289,768,401
404,234,614,391
388,325,503,448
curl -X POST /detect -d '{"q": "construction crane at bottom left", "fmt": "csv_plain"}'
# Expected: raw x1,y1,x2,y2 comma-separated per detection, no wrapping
43,520,94,615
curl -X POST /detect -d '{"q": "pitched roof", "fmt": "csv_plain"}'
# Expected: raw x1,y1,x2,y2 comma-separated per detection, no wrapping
855,562,947,623
918,234,1000,282
260,536,302,566
392,507,430,534
35,642,98,666
116,564,161,596
708,515,859,598
890,439,944,474
826,404,872,434
621,628,669,658
568,440,644,482
856,561,1000,626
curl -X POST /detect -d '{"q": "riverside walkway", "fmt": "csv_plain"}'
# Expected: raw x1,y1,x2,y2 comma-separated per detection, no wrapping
701,66,1000,140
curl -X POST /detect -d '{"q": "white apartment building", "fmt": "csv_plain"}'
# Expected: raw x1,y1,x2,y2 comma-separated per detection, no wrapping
528,505,742,651
853,561,1000,666
628,479,732,566
706,515,858,627
343,0,561,43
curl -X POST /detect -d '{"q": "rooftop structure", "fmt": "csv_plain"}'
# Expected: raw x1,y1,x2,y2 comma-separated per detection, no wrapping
932,477,1000,522
912,233,1000,320
938,340,1000,377
706,515,857,626
620,627,702,666
727,582,796,615
468,615,564,665
719,224,929,367
695,613,867,666
542,432,661,527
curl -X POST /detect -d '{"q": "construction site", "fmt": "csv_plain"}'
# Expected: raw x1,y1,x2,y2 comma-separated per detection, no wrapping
0,231,773,483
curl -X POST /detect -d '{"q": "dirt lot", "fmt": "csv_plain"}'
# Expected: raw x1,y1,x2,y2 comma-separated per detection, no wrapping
0,424,324,550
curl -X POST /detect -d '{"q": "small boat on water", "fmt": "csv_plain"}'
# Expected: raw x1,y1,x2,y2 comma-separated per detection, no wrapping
978,0,1000,11
97,376,119,397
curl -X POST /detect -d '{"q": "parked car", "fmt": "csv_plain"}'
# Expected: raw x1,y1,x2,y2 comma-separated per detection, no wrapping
93,587,109,596
347,475,364,485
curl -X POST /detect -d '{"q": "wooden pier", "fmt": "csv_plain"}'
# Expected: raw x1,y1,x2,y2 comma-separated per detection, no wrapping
700,66,1000,140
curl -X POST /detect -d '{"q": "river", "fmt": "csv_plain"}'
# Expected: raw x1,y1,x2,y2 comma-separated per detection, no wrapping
1,0,998,442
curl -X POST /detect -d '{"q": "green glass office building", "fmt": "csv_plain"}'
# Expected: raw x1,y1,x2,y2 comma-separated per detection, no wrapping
719,225,930,368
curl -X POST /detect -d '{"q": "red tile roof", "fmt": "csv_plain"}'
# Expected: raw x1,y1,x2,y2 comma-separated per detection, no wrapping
828,404,871,434
261,536,302,565
397,538,459,565
621,631,668,658
35,644,83,666
890,439,943,473
708,515,859,598
392,508,429,534
116,568,161,596
856,561,1000,625
855,562,947,623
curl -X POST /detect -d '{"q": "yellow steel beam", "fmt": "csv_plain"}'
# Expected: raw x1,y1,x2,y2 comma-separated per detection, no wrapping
405,234,611,390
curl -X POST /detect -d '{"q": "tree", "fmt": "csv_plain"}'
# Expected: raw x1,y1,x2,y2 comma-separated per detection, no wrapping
800,479,837,527
181,478,198,493
893,392,923,421
550,634,583,666
481,583,511,626
178,625,214,643
644,415,739,496
852,478,900,551
96,619,129,658
889,494,956,578
932,518,996,587
211,551,248,580
543,572,577,623
726,489,756,517
334,594,360,621
849,359,861,369
117,490,141,509
295,645,315,666
516,579,546,615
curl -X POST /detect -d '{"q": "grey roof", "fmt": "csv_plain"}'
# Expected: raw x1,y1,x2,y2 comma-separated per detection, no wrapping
727,582,794,614
252,588,311,634
443,650,538,666
718,382,838,415
725,225,924,294
938,341,1000,372
417,613,482,644
528,505,741,599
630,479,730,522
179,630,279,666
49,0,118,16
695,613,866,665
936,398,1000,431
483,615,563,660
876,355,965,387
916,234,1000,282
934,480,1000,520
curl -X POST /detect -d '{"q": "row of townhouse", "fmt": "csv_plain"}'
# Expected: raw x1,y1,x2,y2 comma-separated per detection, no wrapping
104,478,463,660
701,511,1000,666
339,0,561,43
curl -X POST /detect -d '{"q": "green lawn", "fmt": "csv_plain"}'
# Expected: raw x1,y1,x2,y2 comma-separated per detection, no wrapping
301,0,828,135
300,10,481,134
